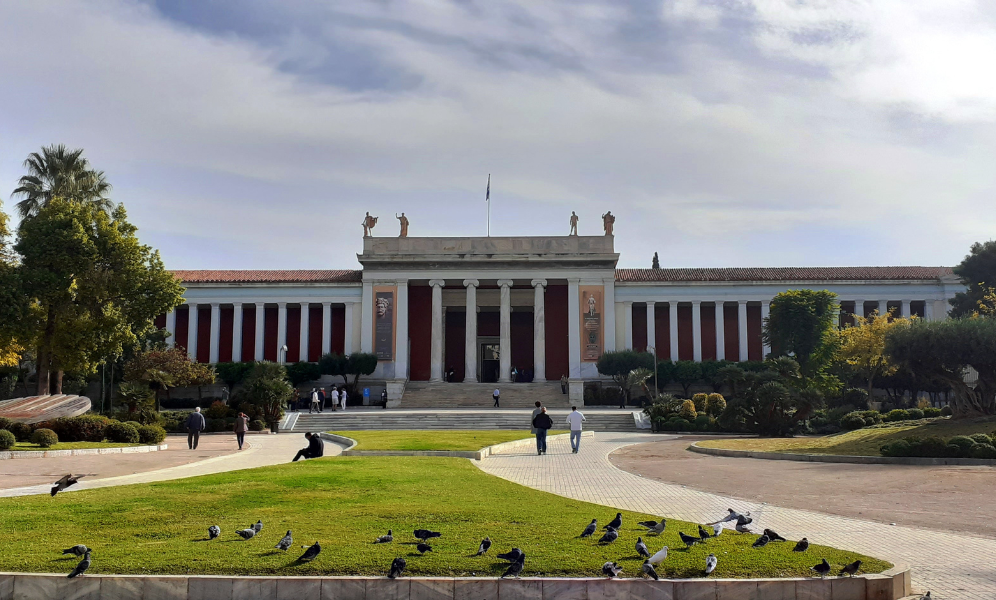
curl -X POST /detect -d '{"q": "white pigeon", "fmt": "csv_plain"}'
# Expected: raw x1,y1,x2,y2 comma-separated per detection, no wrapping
712,523,724,537
648,546,668,565
705,554,717,575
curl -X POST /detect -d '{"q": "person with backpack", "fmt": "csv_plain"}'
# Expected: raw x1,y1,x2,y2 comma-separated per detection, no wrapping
532,407,553,455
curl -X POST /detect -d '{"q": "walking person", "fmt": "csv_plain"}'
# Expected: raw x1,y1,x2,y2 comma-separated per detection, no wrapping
566,406,586,453
532,407,553,455
530,401,543,435
292,432,325,462
318,387,326,412
185,407,206,450
330,386,338,411
234,411,249,451
560,374,568,394
493,387,500,408
309,388,320,414
340,387,348,411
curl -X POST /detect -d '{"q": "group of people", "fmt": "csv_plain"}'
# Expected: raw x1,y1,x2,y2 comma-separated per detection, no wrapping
304,386,348,413
531,403,586,455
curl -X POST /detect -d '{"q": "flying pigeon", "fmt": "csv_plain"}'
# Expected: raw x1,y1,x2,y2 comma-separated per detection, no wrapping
298,541,321,562
763,529,786,542
62,545,88,556
580,519,597,538
605,513,622,530
736,513,753,527
812,559,831,578
388,557,406,579
840,560,862,577
208,526,220,540
252,520,263,533
414,529,441,542
648,546,668,565
752,535,770,548
635,537,650,558
698,525,711,540
641,560,659,581
51,474,85,496
602,562,623,578
793,538,809,552
374,530,393,544
501,554,525,579
476,537,492,556
735,521,754,533
678,532,701,547
705,554,717,575
275,531,293,551
236,528,256,540
67,550,91,578
708,508,744,526
497,548,524,562
417,543,432,554
598,527,619,544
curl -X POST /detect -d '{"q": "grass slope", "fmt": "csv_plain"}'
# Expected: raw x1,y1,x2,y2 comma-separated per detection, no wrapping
332,430,566,451
700,416,996,456
0,456,888,578
6,441,143,452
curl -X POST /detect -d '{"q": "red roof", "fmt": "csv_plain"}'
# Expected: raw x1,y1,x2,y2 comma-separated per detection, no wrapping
172,270,362,284
615,266,953,283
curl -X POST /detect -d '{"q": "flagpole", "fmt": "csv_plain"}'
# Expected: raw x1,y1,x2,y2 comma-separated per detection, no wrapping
486,173,491,237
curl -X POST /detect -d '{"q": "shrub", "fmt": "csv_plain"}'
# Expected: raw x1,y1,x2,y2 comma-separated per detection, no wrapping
917,436,950,458
137,425,167,445
826,406,854,427
40,415,110,443
691,393,708,412
971,443,996,459
923,407,942,417
678,400,697,421
841,388,869,411
0,429,15,449
664,418,692,431
106,421,139,444
31,428,58,448
0,417,12,431
705,393,726,417
885,409,909,422
840,413,867,431
205,400,230,420
8,422,33,442
207,418,227,433
880,440,911,457
948,435,977,456
249,420,266,432
969,433,992,445
941,405,953,416
906,408,924,420
693,413,711,431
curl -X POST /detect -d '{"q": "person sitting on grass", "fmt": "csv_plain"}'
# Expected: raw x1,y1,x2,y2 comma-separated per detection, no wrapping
292,432,325,462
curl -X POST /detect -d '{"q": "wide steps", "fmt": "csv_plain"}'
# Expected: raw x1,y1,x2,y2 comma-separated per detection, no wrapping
293,410,638,432
400,382,568,408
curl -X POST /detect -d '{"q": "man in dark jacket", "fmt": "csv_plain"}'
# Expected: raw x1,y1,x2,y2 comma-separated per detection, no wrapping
532,407,553,455
292,432,325,462
185,407,206,450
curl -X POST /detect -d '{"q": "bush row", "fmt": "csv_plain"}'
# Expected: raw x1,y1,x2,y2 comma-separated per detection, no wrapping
0,415,166,446
881,433,996,459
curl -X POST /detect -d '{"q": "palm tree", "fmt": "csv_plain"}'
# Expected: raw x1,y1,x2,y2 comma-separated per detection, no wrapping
11,144,112,218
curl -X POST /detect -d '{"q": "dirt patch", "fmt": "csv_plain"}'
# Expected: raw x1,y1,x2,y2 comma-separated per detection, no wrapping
610,437,996,539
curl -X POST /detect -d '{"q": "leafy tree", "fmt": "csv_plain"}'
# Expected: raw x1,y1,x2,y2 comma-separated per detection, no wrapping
597,350,655,398
319,353,348,384
672,361,702,396
949,241,996,318
763,289,840,381
839,312,910,396
241,362,293,432
115,381,156,413
11,144,112,219
123,348,215,409
286,361,322,387
0,200,28,368
723,357,824,436
346,353,379,388
653,360,675,389
214,362,255,388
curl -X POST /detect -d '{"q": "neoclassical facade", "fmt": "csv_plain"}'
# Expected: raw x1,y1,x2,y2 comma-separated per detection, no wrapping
162,234,962,400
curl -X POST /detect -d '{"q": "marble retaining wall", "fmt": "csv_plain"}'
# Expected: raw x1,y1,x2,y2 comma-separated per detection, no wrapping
0,444,167,461
318,431,595,461
689,442,996,467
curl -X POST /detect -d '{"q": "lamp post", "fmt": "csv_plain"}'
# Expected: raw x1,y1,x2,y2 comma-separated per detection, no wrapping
647,345,658,399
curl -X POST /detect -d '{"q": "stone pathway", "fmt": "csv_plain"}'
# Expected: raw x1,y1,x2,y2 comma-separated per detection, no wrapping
477,432,995,600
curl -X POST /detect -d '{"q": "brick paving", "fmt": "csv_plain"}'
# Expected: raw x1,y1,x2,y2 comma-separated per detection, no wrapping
477,432,994,600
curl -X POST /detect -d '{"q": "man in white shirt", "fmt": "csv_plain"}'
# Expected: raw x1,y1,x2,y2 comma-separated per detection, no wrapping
309,388,320,414
566,406,586,453
493,388,500,408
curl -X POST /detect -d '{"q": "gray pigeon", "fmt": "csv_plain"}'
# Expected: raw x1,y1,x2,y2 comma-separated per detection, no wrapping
388,557,406,579
62,545,88,556
840,560,862,577
501,554,525,579
497,548,523,562
374,530,393,544
413,529,441,542
641,560,659,580
67,551,91,578
580,519,597,538
51,474,85,496
793,538,809,552
208,526,220,540
812,558,830,578
598,527,618,544
236,528,256,540
635,536,650,558
605,513,622,530
646,520,666,535
476,537,491,556
252,520,263,533
275,531,293,551
602,562,623,578
298,541,321,562
705,554,717,575
752,535,770,548
417,542,432,554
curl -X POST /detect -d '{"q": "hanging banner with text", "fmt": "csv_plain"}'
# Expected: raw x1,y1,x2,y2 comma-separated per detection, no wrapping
373,286,397,361
579,285,604,362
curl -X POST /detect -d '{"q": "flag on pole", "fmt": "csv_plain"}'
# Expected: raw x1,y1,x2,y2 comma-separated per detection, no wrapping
486,174,490,201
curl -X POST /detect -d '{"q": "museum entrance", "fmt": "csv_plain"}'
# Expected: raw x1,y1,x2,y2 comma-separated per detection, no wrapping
480,341,500,383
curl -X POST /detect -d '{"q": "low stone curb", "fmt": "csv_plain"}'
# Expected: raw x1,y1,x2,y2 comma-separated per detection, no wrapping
318,431,595,461
0,444,167,460
0,565,912,600
688,441,996,466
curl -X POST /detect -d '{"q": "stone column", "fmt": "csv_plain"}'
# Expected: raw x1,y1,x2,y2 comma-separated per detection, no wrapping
463,280,479,382
429,279,445,382
691,300,702,362
924,300,934,321
395,283,409,380
668,302,679,361
901,299,911,319
567,279,581,379
738,301,749,362
277,302,288,364
603,278,616,352
878,299,889,317
254,302,265,361
853,299,865,320
299,303,310,362
209,303,221,364
498,279,513,383
761,300,771,358
532,279,547,382
232,303,243,362
623,301,634,350
646,301,656,356
186,304,199,361
715,302,725,361
344,302,356,355
165,310,176,348
321,302,332,355
360,282,374,353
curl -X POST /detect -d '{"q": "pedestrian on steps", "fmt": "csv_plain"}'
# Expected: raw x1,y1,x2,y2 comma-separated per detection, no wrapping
493,387,500,408
566,406,586,453
532,407,553,455
560,374,568,394
310,388,320,414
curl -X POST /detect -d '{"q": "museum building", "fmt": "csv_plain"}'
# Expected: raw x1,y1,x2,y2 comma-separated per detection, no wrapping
160,232,962,402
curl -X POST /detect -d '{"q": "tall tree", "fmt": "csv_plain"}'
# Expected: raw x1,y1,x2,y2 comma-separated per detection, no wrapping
949,241,996,318
839,312,910,396
763,289,840,381
0,199,28,367
124,348,215,409
11,145,112,219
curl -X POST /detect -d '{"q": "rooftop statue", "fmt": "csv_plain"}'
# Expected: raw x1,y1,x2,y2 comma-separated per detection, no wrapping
569,211,579,236
602,211,615,236
362,212,378,237
396,212,409,238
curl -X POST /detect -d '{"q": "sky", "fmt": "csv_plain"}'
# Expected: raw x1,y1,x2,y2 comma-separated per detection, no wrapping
1,0,994,270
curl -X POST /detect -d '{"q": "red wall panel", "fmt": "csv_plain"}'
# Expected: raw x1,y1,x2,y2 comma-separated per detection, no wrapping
196,306,211,363
724,304,739,360
241,305,256,362
154,314,166,329
408,287,432,381
655,305,669,361
677,305,693,361
545,285,569,380
445,310,466,381
478,312,500,337
286,306,301,363
331,306,345,355
632,304,648,352
175,307,189,350
748,304,763,361
219,307,234,363
701,304,717,361
510,311,534,376
264,307,278,362
309,306,323,361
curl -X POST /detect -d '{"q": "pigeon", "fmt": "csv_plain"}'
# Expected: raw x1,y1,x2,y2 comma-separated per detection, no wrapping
735,521,754,533
641,560,659,581
501,554,525,579
67,550,91,578
51,474,85,496
812,558,831,578
752,535,770,548
708,508,744,526
679,532,701,547
417,543,432,554
793,538,809,552
763,529,787,542
705,554,717,575
598,527,619,544
648,546,668,565
635,536,650,558
637,520,659,529
712,523,725,537
497,548,524,562
208,526,220,540
388,557,406,579
605,513,622,530
62,545,88,556
840,560,862,577
252,520,263,533
602,561,623,578
580,519,598,538
476,537,492,556
414,529,441,542
921,593,931,599
236,528,256,540
275,531,293,551
298,541,321,562
736,513,753,527
698,525,711,540
374,530,393,544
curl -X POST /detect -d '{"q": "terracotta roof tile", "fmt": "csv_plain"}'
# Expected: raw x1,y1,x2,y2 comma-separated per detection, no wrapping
614,266,953,283
172,270,362,284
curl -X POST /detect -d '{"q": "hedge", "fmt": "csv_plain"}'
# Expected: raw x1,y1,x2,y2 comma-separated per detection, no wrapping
106,422,139,444
137,425,167,445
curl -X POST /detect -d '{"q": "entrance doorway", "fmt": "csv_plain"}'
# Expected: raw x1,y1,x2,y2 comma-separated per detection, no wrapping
480,342,500,383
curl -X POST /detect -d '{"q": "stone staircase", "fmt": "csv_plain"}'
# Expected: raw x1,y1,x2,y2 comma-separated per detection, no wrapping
399,382,569,409
293,408,638,432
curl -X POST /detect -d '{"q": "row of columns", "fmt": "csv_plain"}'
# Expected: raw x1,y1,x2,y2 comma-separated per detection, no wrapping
626,300,770,362
850,299,916,319
167,302,356,364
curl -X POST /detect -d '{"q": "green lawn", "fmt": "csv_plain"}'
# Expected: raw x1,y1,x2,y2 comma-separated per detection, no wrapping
331,429,567,451
0,456,888,578
5,441,144,452
699,416,996,456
